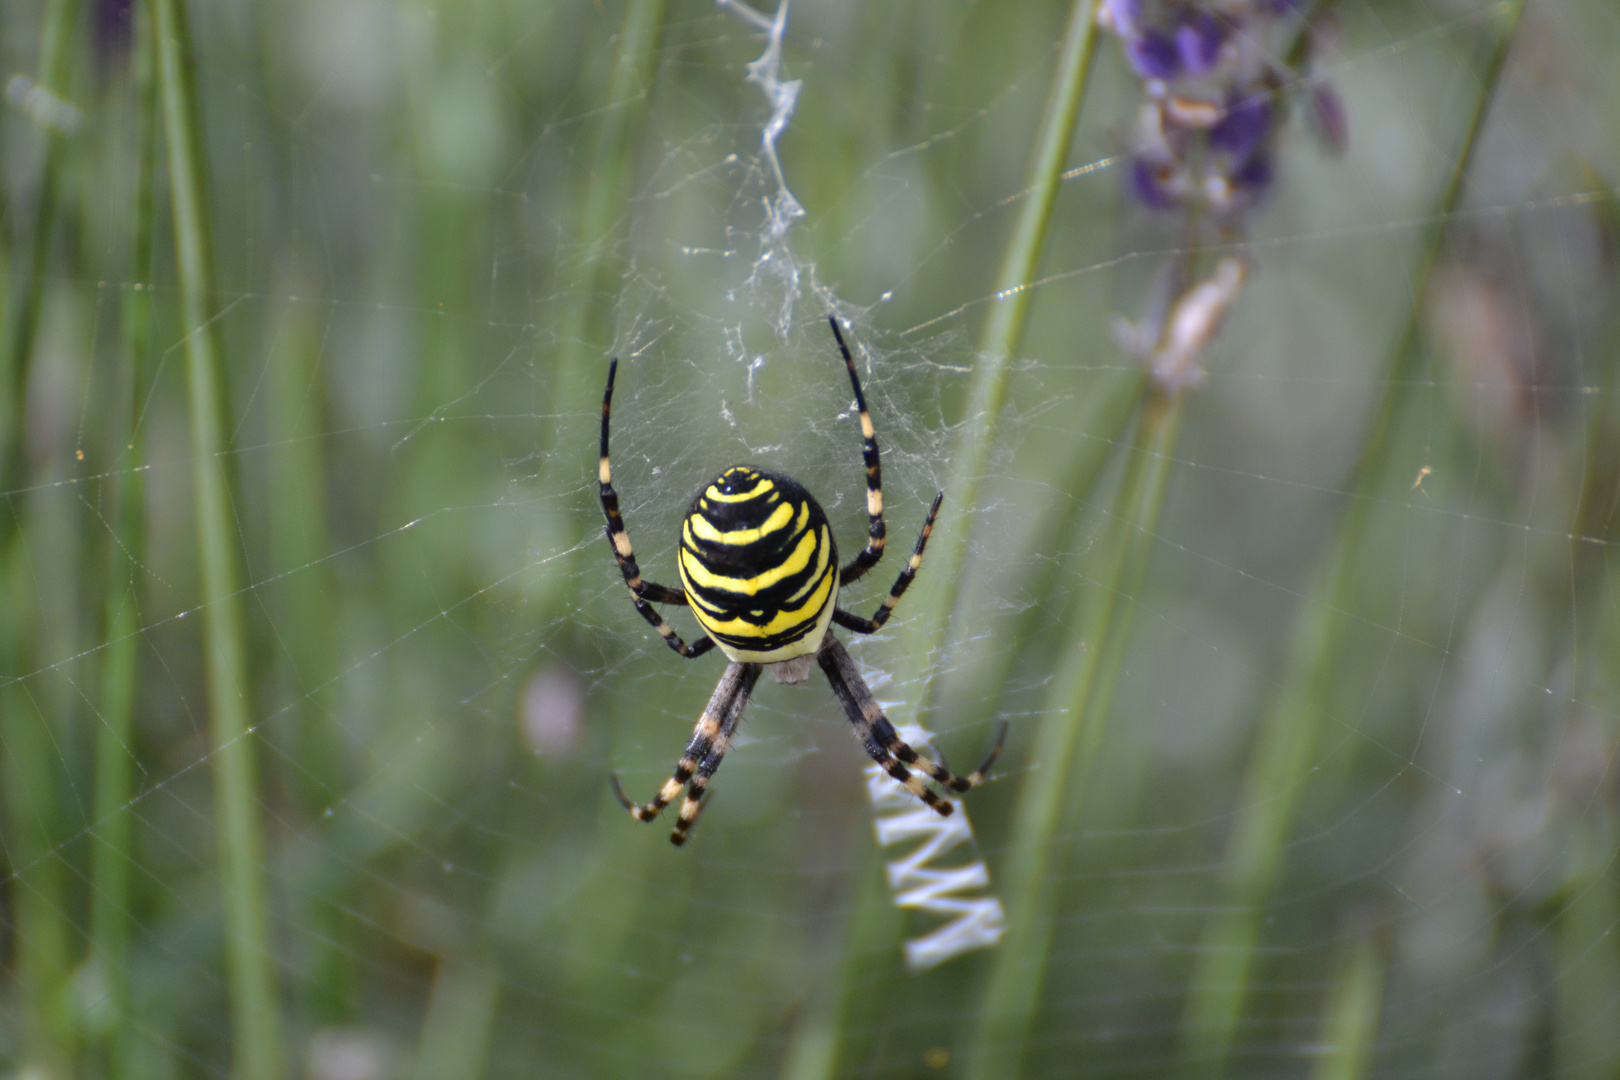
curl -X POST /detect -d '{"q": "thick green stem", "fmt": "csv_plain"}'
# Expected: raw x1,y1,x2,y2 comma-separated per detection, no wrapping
963,393,1183,1080
1178,2,1528,1071
152,0,285,1074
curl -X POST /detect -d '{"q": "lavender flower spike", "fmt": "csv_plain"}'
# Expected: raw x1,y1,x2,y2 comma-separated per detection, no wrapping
1102,0,1347,217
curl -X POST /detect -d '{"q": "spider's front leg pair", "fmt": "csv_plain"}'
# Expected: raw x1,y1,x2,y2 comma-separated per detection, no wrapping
597,358,714,661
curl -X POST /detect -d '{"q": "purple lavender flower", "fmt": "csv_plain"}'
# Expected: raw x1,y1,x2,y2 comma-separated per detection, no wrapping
1131,155,1181,210
1231,153,1273,195
1126,30,1182,81
1099,0,1343,388
1099,0,1143,39
1211,93,1272,162
94,0,135,76
1103,0,1345,218
1175,11,1224,77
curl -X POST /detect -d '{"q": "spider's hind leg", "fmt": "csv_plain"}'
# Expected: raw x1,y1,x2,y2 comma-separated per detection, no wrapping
921,719,1008,792
612,662,758,829
669,663,760,845
609,663,754,822
817,637,1003,816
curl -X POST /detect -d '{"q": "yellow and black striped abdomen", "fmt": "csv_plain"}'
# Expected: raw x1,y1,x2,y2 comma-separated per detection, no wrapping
677,466,839,663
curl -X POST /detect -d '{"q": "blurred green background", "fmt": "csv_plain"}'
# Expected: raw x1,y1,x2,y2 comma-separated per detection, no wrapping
0,0,1617,1077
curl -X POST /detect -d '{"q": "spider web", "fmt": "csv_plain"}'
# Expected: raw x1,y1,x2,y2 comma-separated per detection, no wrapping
3,0,1619,1077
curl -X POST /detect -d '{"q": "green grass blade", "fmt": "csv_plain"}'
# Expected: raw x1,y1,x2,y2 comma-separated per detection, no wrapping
266,300,344,811
899,0,1101,674
1308,931,1385,1080
265,297,357,1024
963,392,1182,1080
0,0,83,1070
1553,791,1620,1079
151,0,286,1073
90,579,142,1058
409,957,502,1080
522,0,671,995
1178,2,1529,1070
0,640,74,1069
1556,348,1620,1079
1,0,76,460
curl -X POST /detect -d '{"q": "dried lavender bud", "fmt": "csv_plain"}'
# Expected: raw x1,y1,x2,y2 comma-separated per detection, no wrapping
1146,257,1250,392
1308,81,1349,155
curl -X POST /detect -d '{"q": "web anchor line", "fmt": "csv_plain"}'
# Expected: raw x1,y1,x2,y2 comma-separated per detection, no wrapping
866,724,1005,971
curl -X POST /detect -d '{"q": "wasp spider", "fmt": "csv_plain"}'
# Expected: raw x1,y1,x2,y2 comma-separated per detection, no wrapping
600,316,1006,845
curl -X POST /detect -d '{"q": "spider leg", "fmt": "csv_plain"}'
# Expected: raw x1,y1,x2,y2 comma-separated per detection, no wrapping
828,316,888,587
930,719,1010,791
669,663,761,846
818,636,1000,816
832,491,943,635
612,662,758,827
599,358,715,660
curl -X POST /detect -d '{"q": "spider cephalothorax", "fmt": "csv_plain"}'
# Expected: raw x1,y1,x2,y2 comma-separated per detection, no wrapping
599,316,1005,845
